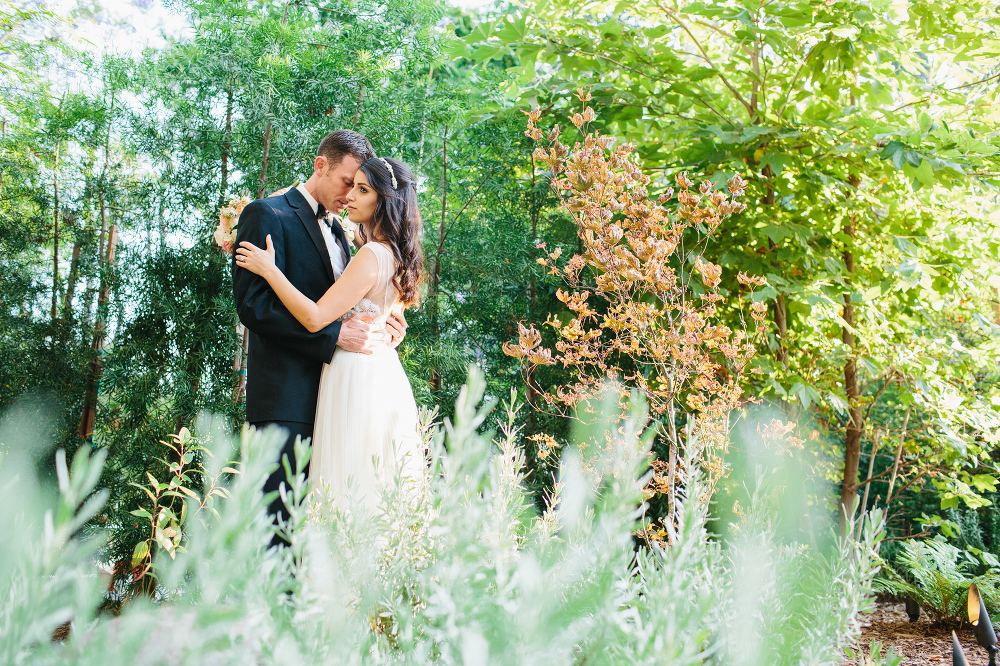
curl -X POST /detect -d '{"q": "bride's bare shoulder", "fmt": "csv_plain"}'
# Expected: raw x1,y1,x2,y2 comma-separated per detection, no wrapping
358,241,394,257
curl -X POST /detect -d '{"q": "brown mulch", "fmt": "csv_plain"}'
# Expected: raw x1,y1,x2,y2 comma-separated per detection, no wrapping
847,600,993,665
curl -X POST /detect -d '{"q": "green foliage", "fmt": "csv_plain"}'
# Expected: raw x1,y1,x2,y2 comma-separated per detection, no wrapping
0,367,884,664
1,0,583,590
462,0,1000,523
876,537,1000,625
0,400,109,664
844,640,904,666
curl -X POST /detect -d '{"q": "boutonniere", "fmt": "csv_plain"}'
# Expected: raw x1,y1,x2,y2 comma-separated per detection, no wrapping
336,215,360,256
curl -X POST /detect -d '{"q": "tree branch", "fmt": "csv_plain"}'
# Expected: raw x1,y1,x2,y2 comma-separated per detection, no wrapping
775,45,819,119
548,40,734,123
862,370,898,422
441,165,497,246
657,2,754,117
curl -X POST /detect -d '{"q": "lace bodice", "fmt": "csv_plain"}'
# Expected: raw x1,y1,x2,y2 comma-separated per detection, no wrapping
338,242,398,322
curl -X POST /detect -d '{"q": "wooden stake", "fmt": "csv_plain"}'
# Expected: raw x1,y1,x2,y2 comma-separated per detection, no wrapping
860,428,881,517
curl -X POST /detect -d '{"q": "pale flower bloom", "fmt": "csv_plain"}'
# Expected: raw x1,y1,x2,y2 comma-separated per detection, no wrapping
214,194,251,254
340,217,358,244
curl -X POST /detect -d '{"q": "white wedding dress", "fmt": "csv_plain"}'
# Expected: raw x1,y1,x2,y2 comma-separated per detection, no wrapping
309,242,422,510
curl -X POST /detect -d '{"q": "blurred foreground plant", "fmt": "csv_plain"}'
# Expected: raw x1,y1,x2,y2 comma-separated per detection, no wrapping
0,368,881,664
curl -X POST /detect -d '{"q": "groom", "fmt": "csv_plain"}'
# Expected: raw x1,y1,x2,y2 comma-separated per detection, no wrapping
232,129,406,543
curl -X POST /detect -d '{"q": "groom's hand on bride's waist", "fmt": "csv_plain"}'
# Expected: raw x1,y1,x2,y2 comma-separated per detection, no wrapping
337,313,392,354
385,309,407,349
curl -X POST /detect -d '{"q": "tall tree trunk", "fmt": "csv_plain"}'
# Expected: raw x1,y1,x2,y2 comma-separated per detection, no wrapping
232,324,249,403
176,341,204,434
428,127,448,394
218,86,233,210
82,273,96,328
527,152,539,413
255,120,272,200
51,141,61,323
838,176,863,535
78,200,116,442
0,119,6,198
352,82,365,126
529,150,538,306
237,115,273,401
219,85,247,402
760,161,790,373
62,231,82,321
749,31,790,377
773,291,789,370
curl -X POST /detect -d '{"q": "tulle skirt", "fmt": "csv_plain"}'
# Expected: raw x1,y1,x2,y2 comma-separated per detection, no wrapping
309,345,422,511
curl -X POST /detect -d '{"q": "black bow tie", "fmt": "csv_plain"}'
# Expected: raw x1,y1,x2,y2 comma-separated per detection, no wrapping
317,205,330,226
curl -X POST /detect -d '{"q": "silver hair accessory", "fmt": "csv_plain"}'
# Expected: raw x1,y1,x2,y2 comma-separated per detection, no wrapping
378,157,398,189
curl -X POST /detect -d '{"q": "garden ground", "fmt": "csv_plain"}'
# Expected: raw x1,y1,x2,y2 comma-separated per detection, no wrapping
850,600,987,665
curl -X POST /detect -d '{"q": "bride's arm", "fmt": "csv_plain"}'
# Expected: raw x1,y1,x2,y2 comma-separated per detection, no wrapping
236,236,378,333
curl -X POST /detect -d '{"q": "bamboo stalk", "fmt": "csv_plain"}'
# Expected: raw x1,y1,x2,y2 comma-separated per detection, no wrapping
0,118,6,198
255,120,272,200
51,140,60,323
218,85,233,210
352,81,365,125
78,202,116,442
62,231,82,321
238,112,272,401
429,126,447,393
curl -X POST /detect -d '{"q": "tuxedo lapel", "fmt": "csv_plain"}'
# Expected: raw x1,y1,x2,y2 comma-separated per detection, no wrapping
284,188,335,284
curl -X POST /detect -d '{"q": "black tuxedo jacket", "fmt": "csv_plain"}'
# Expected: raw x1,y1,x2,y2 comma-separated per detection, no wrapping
232,187,353,424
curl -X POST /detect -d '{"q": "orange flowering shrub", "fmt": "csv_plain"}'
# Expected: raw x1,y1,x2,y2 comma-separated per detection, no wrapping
505,92,769,488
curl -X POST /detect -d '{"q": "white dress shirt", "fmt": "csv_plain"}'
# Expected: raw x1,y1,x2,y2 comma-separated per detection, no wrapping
296,184,348,280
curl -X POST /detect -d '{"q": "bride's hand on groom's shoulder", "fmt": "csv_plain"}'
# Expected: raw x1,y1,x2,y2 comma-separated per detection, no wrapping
235,235,277,279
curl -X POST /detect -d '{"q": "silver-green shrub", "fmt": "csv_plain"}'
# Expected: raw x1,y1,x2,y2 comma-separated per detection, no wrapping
0,368,884,665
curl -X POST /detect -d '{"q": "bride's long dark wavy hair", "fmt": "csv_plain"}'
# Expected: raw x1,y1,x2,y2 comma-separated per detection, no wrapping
357,157,423,307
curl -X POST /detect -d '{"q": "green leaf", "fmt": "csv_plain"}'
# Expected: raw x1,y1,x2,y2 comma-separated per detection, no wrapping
914,160,934,187
827,391,850,414
740,126,774,142
760,153,793,176
131,541,150,568
972,475,997,492
893,236,919,256
177,485,200,500
792,382,823,410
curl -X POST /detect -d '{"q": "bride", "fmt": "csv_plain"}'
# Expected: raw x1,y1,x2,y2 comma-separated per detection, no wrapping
235,156,424,510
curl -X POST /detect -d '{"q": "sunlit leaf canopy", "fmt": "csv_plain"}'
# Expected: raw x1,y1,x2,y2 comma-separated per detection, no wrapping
460,0,1000,519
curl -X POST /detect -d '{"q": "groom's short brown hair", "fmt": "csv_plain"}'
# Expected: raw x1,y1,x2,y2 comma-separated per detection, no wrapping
318,129,375,167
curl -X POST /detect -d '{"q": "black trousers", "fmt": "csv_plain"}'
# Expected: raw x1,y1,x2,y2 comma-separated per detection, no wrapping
251,420,313,547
